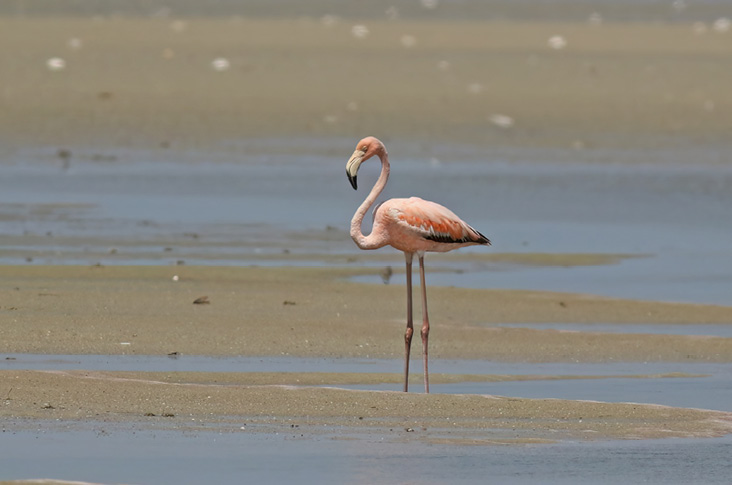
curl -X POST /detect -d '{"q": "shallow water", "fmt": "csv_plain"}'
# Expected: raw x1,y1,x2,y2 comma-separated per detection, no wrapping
1,143,731,305
489,322,732,338
348,373,732,413
1,423,731,485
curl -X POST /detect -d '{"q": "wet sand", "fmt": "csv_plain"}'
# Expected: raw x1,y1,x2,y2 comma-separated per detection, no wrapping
2,265,732,360
2,369,731,443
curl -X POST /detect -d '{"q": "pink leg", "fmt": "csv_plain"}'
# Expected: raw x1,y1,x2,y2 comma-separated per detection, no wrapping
403,252,414,393
418,253,430,394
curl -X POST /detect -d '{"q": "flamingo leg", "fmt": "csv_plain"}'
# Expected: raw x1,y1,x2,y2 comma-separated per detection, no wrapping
403,252,414,392
418,253,430,394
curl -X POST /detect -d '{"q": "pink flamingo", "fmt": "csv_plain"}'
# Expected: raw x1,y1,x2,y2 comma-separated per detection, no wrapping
346,136,491,393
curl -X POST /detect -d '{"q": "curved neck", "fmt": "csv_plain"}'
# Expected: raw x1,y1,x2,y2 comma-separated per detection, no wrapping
350,152,390,249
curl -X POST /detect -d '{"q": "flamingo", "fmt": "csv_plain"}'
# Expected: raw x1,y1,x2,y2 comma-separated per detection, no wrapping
346,136,491,393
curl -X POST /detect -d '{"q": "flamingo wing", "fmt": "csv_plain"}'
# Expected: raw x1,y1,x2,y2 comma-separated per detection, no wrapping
385,197,490,245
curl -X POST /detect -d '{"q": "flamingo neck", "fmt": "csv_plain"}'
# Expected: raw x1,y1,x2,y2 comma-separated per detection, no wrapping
350,152,390,250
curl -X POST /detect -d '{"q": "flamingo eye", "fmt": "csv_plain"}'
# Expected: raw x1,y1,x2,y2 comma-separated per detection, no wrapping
361,145,368,151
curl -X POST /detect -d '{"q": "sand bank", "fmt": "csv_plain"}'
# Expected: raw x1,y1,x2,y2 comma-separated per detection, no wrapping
2,265,731,360
2,370,731,443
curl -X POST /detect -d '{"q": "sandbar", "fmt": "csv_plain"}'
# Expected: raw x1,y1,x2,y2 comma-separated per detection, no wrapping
2,265,731,360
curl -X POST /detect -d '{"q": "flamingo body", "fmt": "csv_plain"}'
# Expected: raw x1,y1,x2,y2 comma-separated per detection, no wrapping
374,197,489,254
346,136,490,393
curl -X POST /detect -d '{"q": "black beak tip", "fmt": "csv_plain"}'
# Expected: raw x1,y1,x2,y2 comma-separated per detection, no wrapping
348,174,358,190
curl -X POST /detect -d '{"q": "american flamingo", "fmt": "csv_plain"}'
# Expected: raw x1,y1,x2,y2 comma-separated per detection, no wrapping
346,136,491,393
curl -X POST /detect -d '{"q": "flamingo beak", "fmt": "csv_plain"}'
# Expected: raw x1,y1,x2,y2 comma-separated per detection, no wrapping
347,173,358,190
346,149,365,190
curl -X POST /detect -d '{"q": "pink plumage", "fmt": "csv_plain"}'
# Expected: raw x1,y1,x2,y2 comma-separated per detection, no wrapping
346,136,491,393
377,197,490,253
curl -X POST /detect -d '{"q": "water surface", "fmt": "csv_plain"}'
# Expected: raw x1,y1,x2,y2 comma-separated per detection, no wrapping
2,143,731,305
1,425,731,485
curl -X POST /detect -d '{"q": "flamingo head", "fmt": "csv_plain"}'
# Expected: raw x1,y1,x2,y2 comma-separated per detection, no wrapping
346,136,386,190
